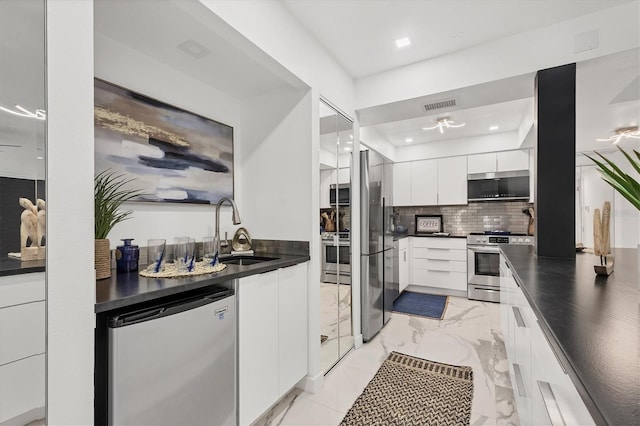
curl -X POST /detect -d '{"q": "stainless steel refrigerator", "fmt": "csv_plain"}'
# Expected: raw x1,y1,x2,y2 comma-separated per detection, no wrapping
360,150,398,342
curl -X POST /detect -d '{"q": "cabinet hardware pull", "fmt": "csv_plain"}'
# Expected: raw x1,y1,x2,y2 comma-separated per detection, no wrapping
512,363,527,398
403,252,406,262
513,306,526,328
537,380,566,426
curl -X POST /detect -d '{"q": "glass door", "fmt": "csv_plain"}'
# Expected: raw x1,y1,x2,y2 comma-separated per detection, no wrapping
319,99,353,372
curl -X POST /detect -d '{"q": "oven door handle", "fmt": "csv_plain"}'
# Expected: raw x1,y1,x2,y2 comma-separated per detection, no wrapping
467,246,500,253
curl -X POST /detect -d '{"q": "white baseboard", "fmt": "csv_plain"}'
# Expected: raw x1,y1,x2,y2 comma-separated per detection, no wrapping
1,406,45,426
296,371,324,394
353,333,363,348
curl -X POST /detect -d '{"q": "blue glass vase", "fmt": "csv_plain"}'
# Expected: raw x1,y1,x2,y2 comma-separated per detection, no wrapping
116,238,139,273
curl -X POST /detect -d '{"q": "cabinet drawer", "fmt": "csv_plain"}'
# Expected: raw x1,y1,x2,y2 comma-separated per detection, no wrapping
413,258,466,273
411,237,466,250
530,332,595,426
0,273,45,309
0,353,45,424
412,247,466,261
412,269,467,290
0,301,45,366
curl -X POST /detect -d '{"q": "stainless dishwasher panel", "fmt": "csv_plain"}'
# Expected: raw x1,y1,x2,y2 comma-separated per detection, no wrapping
108,289,236,426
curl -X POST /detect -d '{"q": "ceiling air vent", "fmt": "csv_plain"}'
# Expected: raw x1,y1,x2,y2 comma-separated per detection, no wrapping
423,99,456,112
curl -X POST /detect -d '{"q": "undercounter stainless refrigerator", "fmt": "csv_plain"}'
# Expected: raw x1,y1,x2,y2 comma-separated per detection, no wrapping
360,150,397,342
108,286,236,426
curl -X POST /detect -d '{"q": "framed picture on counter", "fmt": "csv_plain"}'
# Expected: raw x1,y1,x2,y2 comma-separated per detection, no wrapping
415,215,443,234
94,78,234,205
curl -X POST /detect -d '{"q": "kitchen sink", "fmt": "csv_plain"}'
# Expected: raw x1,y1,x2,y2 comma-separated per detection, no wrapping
220,255,280,265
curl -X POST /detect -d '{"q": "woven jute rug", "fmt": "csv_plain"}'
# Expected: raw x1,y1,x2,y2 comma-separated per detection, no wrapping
340,351,473,426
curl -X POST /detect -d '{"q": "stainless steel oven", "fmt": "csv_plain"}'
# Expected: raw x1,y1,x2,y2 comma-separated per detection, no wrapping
321,233,351,284
467,233,533,302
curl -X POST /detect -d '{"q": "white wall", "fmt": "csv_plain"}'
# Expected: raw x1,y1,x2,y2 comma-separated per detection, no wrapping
356,1,640,110
360,126,396,162
199,0,355,116
46,1,95,424
238,87,311,240
94,34,244,247
394,131,519,162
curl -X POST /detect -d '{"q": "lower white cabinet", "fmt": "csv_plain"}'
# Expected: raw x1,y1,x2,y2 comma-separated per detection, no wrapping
0,273,45,425
500,258,594,426
410,237,467,293
238,263,308,425
0,354,45,424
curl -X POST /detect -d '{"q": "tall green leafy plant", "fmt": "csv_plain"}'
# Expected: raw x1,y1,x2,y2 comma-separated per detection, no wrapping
585,147,640,211
94,170,146,239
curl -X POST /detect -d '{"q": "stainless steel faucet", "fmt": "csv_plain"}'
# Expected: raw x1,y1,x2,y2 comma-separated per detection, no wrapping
215,197,241,255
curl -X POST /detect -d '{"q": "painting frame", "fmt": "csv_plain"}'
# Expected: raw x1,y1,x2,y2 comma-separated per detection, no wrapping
94,77,234,205
415,215,443,234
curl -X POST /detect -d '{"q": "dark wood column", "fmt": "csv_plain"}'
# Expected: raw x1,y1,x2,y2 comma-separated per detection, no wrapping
534,63,576,258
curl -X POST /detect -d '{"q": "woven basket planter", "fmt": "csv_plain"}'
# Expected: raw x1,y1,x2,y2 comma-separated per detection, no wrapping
95,239,111,280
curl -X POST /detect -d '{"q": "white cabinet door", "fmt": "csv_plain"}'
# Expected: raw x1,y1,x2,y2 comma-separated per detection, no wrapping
0,273,45,309
0,301,45,366
437,157,468,205
238,271,279,426
0,354,45,424
320,169,333,208
467,153,497,174
497,150,529,172
393,162,412,206
399,248,409,292
337,167,350,184
411,159,438,206
278,263,308,395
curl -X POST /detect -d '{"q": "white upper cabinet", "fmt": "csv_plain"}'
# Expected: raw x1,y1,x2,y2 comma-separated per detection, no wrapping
394,158,466,206
337,167,350,184
411,159,438,206
467,153,497,174
468,150,530,174
437,156,467,205
497,150,529,172
393,162,412,206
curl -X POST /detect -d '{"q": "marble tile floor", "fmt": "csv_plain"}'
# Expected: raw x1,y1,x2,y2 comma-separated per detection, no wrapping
320,283,354,372
254,296,519,426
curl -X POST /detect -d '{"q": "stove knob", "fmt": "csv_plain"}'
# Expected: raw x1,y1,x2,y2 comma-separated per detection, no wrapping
476,238,482,243
518,238,524,243
525,238,531,244
482,238,488,243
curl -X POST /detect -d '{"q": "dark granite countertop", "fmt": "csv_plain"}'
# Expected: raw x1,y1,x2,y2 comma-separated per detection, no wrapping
500,245,639,426
393,233,467,240
0,257,45,277
95,252,309,313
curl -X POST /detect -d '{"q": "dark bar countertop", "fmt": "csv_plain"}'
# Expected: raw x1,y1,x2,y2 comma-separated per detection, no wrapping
95,253,309,313
500,245,639,426
0,257,45,277
393,233,467,240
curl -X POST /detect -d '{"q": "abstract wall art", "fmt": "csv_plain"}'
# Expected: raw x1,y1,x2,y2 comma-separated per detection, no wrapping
94,78,234,204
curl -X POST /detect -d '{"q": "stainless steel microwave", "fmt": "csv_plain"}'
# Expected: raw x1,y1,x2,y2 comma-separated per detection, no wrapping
467,170,529,201
330,183,350,205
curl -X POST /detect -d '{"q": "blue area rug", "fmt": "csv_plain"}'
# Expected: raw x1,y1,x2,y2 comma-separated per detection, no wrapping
392,291,448,320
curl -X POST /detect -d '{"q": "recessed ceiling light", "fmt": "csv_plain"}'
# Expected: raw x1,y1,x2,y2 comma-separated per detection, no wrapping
344,147,352,151
405,138,413,143
177,39,211,59
36,156,43,160
395,37,411,48
489,125,499,131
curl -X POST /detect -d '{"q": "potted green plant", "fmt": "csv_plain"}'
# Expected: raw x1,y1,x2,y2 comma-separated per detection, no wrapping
585,147,640,211
94,170,145,279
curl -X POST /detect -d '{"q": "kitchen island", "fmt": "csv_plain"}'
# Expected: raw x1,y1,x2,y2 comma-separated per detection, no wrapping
500,245,639,426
